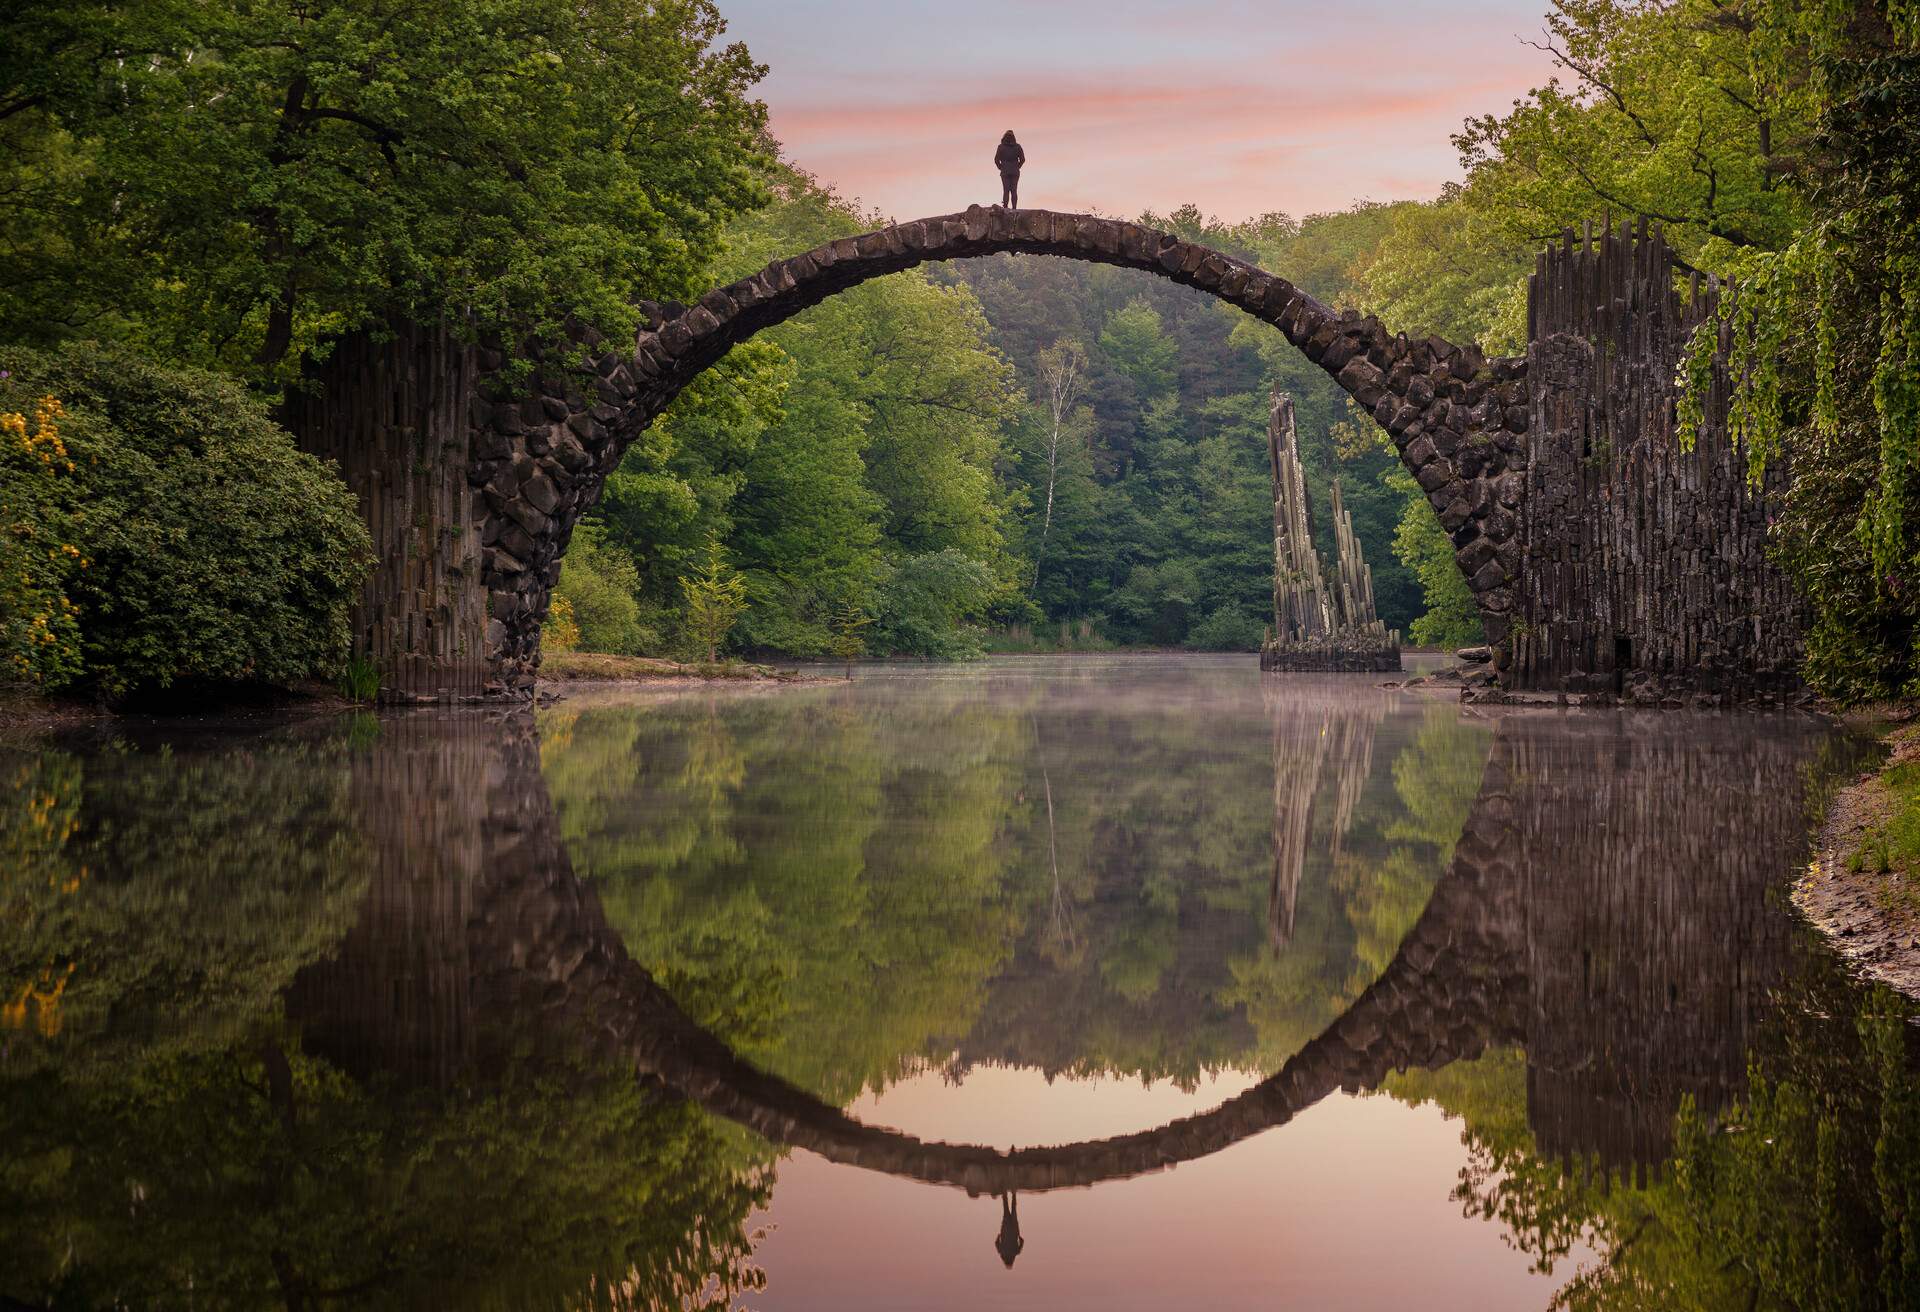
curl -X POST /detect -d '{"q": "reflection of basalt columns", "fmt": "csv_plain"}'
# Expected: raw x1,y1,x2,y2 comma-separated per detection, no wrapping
285,712,572,1083
1509,716,1819,1176
1264,682,1391,948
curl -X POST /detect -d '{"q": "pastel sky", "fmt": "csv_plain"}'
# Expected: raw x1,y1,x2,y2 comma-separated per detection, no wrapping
716,0,1563,223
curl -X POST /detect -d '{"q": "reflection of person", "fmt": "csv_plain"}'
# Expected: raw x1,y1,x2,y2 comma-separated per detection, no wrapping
994,1191,1025,1267
994,131,1025,209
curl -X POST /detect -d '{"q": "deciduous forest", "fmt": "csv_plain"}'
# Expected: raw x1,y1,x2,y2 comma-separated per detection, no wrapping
5,1,1914,692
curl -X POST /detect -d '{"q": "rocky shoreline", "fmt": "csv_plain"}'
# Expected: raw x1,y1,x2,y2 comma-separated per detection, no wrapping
1796,718,1920,999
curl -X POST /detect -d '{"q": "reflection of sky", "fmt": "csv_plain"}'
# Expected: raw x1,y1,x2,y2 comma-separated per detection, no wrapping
716,0,1561,222
753,1064,1584,1309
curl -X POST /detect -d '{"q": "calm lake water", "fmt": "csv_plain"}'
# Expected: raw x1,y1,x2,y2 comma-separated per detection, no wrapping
4,653,1916,1310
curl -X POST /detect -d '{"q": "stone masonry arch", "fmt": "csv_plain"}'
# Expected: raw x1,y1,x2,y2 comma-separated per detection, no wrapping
459,207,1530,693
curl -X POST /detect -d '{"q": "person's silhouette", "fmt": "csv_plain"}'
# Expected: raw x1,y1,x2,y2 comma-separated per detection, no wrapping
994,1191,1025,1268
994,131,1025,209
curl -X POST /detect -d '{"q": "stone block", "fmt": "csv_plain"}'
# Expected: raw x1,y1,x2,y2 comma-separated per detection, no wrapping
523,473,560,515
1337,358,1385,408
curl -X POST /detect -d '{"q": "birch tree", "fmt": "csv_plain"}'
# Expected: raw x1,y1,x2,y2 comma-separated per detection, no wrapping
1031,338,1089,592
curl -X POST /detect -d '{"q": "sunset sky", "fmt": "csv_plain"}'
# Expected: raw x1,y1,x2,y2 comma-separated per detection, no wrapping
719,0,1564,224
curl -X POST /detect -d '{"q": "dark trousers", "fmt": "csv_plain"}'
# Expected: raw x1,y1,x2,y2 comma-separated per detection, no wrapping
1000,171,1019,208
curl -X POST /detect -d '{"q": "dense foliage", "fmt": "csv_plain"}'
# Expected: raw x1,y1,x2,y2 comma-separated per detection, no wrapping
1,0,769,380
1,0,768,695
0,346,371,698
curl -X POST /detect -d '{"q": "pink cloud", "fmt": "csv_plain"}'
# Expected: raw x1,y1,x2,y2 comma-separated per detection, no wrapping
725,1,1562,221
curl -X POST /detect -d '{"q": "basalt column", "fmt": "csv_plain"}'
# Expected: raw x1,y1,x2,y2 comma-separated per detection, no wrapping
283,322,491,700
1513,221,1805,704
1262,389,1401,672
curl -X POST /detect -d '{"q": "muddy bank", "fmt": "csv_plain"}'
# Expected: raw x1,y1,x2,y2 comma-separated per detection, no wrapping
1798,718,1920,999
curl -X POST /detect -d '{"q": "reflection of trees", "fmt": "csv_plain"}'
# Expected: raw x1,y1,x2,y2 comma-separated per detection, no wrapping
1391,971,1920,1312
1,733,366,1073
0,715,770,1310
1220,701,1485,1070
1379,717,1920,1309
537,672,1482,1091
537,676,1481,1097
541,686,1029,1103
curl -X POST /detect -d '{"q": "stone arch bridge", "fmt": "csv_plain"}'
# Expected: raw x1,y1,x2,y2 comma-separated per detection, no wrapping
291,210,1800,703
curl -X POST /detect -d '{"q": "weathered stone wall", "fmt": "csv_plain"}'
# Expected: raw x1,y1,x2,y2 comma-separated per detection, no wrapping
1513,222,1806,704
284,322,492,699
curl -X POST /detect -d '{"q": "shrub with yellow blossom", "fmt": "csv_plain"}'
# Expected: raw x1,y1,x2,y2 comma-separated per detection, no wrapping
0,345,372,698
0,391,85,688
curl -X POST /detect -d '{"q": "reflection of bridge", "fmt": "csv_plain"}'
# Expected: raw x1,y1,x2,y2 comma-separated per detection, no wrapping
289,709,1830,1193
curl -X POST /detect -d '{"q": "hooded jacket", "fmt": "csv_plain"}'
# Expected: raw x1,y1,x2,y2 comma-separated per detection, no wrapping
994,137,1025,174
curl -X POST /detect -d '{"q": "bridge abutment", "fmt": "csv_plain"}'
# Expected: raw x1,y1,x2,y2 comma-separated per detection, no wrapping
1508,222,1806,705
283,322,494,700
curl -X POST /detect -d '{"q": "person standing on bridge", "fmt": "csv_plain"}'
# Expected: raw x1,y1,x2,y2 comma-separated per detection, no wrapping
995,130,1025,209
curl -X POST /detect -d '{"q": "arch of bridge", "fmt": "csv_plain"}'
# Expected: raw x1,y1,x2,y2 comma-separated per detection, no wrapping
448,748,1528,1196
467,207,1533,686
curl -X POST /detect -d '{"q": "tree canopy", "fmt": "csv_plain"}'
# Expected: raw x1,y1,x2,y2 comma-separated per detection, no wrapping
1,0,769,379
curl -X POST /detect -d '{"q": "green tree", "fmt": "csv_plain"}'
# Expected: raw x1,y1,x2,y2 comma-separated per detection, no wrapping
680,536,749,663
872,548,997,659
0,0,769,378
1388,465,1486,646
827,603,873,678
551,522,648,656
1669,5,1920,702
1453,0,1813,269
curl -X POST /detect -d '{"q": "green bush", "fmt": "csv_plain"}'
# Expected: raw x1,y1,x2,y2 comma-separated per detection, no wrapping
0,393,84,688
871,549,996,659
0,345,371,698
1387,466,1485,648
550,523,649,655
1184,604,1265,651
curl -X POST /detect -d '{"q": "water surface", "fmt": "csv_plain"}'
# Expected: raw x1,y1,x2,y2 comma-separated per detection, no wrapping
3,654,1912,1309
